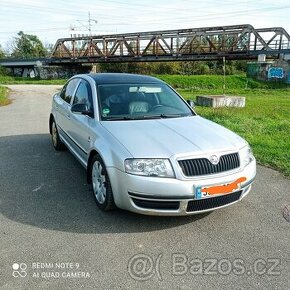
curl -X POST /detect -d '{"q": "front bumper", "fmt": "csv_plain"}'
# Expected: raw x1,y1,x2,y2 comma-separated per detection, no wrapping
107,159,256,216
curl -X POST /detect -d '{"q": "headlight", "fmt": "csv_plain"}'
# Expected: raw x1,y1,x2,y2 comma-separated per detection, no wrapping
124,159,175,178
239,144,254,167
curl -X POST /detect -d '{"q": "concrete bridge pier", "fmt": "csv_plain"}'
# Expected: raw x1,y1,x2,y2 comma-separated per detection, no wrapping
0,59,92,79
36,64,92,79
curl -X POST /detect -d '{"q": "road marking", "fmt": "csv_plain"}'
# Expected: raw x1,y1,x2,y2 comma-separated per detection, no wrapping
32,183,44,192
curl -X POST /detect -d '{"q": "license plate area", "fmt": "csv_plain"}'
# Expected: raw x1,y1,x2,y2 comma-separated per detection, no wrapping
195,177,246,200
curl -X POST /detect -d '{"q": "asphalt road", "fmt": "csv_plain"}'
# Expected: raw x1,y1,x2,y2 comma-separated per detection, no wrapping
0,85,289,290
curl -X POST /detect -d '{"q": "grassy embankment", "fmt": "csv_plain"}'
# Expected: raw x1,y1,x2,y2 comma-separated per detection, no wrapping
0,75,66,85
0,74,289,176
157,75,290,176
0,86,11,106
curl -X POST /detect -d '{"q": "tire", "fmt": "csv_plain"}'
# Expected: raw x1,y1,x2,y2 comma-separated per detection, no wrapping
51,119,66,151
90,155,115,211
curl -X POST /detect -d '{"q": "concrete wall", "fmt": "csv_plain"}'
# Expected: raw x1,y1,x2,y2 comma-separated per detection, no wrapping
6,65,91,79
36,66,91,79
247,60,290,83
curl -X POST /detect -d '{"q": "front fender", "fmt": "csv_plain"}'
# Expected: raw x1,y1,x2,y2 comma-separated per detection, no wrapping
86,122,133,183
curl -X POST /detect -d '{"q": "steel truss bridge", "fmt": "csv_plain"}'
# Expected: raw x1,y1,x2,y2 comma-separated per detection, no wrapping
50,24,290,64
1,24,290,72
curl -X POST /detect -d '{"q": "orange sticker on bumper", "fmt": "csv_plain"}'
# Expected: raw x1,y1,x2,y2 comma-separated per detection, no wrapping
201,177,247,196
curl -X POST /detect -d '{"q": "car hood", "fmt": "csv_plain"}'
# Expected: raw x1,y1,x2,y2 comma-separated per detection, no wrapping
101,116,247,158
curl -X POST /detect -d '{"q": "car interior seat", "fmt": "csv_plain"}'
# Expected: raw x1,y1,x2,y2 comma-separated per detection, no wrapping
129,101,150,115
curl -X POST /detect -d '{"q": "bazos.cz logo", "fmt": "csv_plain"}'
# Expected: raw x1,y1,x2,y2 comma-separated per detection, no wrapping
12,263,27,278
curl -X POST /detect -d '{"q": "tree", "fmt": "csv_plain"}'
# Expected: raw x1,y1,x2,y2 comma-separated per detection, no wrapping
0,45,5,59
11,31,47,58
43,42,55,57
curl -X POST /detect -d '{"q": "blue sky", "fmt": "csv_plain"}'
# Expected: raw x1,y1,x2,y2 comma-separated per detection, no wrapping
0,0,290,48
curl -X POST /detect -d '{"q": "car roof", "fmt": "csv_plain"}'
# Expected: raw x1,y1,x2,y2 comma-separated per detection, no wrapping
81,73,164,85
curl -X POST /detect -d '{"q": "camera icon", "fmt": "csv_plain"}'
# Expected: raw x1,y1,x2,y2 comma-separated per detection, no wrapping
12,263,27,278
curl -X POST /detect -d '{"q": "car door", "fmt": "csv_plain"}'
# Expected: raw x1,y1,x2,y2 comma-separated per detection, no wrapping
68,79,94,163
55,78,80,145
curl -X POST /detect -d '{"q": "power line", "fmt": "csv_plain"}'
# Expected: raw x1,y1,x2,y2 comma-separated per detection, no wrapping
116,4,290,26
0,0,289,41
1,0,287,29
0,0,260,21
0,27,71,35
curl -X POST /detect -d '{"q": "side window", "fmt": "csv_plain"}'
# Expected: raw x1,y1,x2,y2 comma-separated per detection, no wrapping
59,84,67,101
73,80,93,111
60,79,79,104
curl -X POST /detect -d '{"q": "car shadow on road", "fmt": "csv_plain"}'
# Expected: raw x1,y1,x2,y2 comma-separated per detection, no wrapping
0,134,210,234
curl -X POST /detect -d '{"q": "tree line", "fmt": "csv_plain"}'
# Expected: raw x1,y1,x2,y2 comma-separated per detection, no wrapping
96,60,247,75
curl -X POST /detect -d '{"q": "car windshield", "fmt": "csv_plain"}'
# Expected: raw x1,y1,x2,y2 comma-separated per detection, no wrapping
97,83,194,120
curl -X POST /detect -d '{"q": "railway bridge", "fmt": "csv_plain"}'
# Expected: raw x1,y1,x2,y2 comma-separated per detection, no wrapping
1,24,290,78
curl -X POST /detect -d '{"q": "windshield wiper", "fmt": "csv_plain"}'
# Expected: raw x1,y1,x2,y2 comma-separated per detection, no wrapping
142,114,188,119
161,114,184,118
103,113,191,121
103,116,136,121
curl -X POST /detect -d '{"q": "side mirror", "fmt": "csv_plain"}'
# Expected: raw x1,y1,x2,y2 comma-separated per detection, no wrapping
187,99,195,108
71,103,93,117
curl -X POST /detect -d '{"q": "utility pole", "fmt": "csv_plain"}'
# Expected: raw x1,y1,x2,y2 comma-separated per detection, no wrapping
88,11,97,36
223,56,226,95
88,11,92,36
72,11,97,36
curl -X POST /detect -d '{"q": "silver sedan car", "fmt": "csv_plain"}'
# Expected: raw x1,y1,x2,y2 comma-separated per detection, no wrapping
49,73,256,216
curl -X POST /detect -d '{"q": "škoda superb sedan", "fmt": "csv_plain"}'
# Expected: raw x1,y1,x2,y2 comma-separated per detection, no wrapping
49,73,256,215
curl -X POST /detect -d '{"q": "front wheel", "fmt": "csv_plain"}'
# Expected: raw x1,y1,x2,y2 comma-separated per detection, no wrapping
91,155,115,211
51,119,66,151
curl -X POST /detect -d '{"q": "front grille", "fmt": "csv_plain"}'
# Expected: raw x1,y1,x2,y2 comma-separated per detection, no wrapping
132,198,180,210
179,153,240,177
186,190,242,212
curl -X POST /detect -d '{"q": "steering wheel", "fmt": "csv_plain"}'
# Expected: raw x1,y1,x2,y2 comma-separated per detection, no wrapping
152,105,163,109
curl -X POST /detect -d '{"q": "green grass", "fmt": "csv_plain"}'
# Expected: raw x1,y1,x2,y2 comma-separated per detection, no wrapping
0,86,11,106
1,74,289,89
0,75,66,85
157,74,290,90
178,87,290,176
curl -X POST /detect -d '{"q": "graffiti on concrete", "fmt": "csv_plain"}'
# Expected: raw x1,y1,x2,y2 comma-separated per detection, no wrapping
268,67,284,79
247,63,260,77
247,61,289,83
